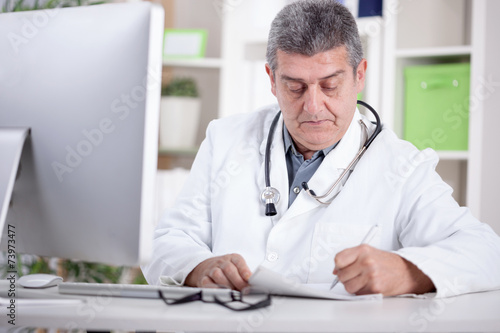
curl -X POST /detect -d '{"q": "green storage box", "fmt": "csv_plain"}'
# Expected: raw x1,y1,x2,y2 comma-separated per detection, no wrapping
404,63,470,151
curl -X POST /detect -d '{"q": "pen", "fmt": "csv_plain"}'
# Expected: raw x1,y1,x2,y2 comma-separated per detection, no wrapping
330,224,379,290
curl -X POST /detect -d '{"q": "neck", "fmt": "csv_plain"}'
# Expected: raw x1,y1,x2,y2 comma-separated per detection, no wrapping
294,142,317,160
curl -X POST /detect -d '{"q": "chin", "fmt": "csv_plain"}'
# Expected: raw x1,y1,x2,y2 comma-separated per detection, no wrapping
306,138,338,150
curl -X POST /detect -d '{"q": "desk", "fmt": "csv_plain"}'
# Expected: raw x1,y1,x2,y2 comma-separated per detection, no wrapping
1,281,499,332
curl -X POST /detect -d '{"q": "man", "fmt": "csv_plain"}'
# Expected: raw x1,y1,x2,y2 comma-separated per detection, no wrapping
142,0,500,297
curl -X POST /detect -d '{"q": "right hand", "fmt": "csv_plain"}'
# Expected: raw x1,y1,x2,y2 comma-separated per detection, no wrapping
185,253,252,291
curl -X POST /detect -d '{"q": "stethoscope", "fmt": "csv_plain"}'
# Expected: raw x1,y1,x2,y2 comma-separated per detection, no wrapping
261,100,382,216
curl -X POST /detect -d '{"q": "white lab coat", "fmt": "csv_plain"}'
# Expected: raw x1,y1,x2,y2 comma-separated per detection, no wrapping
143,105,500,297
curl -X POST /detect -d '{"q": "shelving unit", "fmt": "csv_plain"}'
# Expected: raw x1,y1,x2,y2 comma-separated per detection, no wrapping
381,0,500,232
158,0,285,169
378,0,473,206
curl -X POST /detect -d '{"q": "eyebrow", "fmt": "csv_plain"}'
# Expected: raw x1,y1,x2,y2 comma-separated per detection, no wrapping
280,69,345,82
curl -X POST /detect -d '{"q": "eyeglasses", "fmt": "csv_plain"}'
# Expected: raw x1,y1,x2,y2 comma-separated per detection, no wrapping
158,286,271,312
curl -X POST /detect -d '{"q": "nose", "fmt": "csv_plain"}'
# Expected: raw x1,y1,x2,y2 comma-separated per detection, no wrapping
303,85,323,115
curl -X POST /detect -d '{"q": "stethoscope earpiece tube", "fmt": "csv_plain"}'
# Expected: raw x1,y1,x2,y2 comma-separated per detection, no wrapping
357,100,382,148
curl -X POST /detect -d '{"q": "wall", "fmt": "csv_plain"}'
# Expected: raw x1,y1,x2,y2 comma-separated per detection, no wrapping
477,0,500,232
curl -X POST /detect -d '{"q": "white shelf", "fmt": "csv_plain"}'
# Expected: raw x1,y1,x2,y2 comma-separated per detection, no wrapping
162,57,223,68
158,147,198,156
437,151,469,161
395,45,472,58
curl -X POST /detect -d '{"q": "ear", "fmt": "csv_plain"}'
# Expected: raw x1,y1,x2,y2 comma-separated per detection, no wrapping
355,58,367,93
265,63,277,97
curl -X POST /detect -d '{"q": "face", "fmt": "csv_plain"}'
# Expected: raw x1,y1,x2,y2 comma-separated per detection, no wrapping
266,47,367,159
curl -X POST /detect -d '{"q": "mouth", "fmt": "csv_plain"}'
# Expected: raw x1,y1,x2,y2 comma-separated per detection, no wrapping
302,119,329,126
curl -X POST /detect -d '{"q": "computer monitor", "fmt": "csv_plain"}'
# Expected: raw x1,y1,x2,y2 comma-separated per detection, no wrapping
0,2,164,266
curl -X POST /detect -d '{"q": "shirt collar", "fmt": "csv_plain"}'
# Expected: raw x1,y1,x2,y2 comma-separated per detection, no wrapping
283,124,338,159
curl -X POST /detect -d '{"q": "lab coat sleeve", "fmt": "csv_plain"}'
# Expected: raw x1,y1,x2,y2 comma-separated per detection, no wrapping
141,123,217,286
393,149,500,297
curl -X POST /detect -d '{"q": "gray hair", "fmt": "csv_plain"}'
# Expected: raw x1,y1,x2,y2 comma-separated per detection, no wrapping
266,0,363,75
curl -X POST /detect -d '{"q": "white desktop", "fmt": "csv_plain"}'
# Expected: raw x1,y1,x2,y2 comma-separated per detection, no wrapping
1,281,499,332
0,2,164,266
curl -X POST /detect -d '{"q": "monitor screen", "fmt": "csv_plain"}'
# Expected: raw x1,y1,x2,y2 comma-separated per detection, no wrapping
0,2,164,266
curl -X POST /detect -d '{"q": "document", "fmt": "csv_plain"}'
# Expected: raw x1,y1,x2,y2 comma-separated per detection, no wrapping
248,266,382,301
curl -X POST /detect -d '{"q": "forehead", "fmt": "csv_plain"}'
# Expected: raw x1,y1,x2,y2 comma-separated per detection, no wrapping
275,46,352,81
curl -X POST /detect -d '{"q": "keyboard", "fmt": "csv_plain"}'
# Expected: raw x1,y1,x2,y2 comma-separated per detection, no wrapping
58,282,239,299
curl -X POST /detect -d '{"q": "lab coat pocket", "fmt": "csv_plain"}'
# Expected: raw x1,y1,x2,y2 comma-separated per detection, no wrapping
307,223,381,284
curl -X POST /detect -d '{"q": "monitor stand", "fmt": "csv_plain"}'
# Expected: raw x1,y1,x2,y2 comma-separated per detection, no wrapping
0,128,30,234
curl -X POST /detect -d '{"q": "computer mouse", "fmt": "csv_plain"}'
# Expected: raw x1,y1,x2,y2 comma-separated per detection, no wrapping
18,274,63,289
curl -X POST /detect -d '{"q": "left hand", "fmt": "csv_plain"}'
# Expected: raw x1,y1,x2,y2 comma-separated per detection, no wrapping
185,253,251,291
333,244,435,296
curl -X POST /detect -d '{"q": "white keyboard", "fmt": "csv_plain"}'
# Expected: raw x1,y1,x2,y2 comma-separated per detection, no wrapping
58,282,238,299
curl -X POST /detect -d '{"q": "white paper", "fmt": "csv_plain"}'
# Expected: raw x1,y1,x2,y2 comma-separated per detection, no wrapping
249,266,382,301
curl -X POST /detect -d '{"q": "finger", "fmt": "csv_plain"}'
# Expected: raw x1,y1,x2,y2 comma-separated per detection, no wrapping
199,275,217,288
230,254,252,281
334,246,374,292
221,261,249,291
208,267,236,290
337,245,384,295
334,246,363,273
341,270,369,295
335,261,362,284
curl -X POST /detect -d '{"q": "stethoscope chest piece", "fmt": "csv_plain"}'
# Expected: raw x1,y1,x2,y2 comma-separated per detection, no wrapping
261,186,280,216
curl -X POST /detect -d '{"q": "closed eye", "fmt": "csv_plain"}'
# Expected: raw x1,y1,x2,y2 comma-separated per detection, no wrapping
322,86,336,91
288,85,306,94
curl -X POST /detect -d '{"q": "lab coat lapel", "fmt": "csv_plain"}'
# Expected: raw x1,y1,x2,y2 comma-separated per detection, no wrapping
281,110,364,221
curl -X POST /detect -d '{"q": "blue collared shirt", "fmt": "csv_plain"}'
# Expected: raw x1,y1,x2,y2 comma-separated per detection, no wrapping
283,125,339,207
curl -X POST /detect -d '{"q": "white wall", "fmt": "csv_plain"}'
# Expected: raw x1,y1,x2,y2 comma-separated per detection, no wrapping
475,0,500,232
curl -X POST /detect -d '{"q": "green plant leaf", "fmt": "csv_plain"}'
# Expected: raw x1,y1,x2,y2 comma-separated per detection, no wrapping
162,77,199,97
2,0,108,12
13,0,25,12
